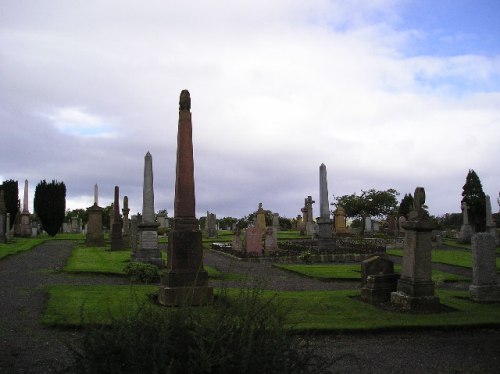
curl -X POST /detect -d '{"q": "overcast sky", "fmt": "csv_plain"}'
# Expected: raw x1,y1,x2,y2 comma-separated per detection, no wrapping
1,0,499,220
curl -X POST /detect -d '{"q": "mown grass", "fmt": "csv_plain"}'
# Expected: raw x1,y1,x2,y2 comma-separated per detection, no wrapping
0,237,48,260
41,285,500,331
387,249,500,271
65,246,131,275
275,264,468,282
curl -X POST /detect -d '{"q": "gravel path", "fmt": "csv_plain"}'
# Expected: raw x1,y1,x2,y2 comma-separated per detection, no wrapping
0,241,499,373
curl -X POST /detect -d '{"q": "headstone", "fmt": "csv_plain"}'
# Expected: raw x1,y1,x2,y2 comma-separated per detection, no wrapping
361,256,399,303
71,216,80,233
157,211,168,229
206,211,217,238
387,214,398,236
0,190,6,243
130,215,138,254
264,226,278,253
391,187,440,312
302,196,316,236
296,215,304,232
122,196,130,247
256,203,267,232
245,226,263,255
159,90,212,306
317,163,333,239
364,216,372,233
20,179,31,237
458,201,473,243
469,233,500,302
334,206,348,235
110,186,124,250
231,229,242,252
135,152,163,267
272,213,280,231
398,216,406,235
86,186,105,247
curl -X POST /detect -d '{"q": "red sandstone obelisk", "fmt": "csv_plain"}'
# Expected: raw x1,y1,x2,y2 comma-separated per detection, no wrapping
159,90,213,306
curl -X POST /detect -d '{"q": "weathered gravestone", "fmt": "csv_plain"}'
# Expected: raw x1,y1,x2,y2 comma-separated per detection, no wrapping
71,216,80,233
364,216,372,233
458,201,473,244
159,90,212,306
469,233,500,302
86,184,105,247
245,226,263,255
264,226,278,253
391,187,440,312
256,203,267,232
334,206,348,235
231,229,243,252
317,163,333,239
206,211,217,238
302,196,317,236
361,256,399,304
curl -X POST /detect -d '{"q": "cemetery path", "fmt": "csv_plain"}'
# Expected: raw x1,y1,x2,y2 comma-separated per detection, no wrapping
0,240,129,374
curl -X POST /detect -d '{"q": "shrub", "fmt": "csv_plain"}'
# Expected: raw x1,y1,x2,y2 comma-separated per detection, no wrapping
298,250,313,264
123,262,161,283
71,288,330,373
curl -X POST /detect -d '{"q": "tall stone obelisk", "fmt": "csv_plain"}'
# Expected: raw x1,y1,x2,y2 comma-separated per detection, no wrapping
135,152,163,267
317,164,333,240
0,190,7,243
159,90,213,306
20,179,31,237
86,184,105,246
122,196,130,247
110,186,124,250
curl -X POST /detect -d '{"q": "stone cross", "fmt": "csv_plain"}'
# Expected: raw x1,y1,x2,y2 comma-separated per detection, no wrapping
142,151,155,223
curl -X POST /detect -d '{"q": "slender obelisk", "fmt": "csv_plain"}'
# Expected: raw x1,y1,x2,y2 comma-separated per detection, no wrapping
20,179,31,237
0,190,6,243
86,184,105,246
135,152,163,266
317,163,333,240
159,90,213,306
110,186,124,250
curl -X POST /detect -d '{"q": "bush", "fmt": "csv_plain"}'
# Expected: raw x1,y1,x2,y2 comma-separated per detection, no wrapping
123,262,161,283
71,288,330,373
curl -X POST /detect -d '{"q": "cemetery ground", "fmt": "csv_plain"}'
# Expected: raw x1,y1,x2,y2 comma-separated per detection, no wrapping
0,234,499,373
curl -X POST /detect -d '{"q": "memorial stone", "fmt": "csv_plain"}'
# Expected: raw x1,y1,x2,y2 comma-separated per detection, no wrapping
334,206,348,235
303,196,316,236
231,229,242,252
206,211,217,238
122,196,130,247
361,256,399,303
272,213,280,230
458,201,473,243
245,226,263,255
256,203,267,232
264,226,278,253
86,186,105,246
364,216,372,233
469,233,500,302
159,90,212,306
110,186,124,250
317,163,333,239
71,216,80,233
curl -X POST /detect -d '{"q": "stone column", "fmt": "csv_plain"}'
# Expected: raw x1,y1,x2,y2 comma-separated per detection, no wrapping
130,215,138,254
391,187,440,312
20,179,31,237
110,186,124,250
0,190,6,243
86,192,105,247
469,233,500,302
94,184,99,206
159,90,212,306
135,152,162,267
122,196,130,247
317,163,333,239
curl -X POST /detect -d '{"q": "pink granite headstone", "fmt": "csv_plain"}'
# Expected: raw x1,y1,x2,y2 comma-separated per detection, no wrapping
245,227,263,255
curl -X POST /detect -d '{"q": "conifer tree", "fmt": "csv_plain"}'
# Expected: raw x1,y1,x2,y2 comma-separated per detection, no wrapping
398,193,414,219
461,169,486,232
34,180,66,236
1,180,19,229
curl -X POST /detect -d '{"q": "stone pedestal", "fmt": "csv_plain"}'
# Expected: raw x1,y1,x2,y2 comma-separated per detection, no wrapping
20,212,31,237
391,219,440,312
86,204,105,246
317,217,333,239
469,233,500,302
458,224,473,244
362,274,400,303
135,222,163,267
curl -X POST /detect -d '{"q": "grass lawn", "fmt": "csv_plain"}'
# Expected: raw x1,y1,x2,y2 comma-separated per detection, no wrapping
275,264,468,282
388,249,500,271
0,237,48,260
41,285,500,331
65,246,131,275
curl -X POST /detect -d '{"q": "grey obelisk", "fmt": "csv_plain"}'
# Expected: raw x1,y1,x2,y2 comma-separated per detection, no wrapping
135,152,162,266
20,179,31,237
110,186,124,250
159,90,212,306
0,190,6,243
317,163,333,240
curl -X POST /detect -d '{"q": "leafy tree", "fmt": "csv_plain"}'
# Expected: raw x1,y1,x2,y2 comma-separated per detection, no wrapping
461,169,486,232
218,216,238,230
398,193,414,219
34,180,66,236
334,189,399,233
437,213,462,230
65,208,88,224
1,180,19,229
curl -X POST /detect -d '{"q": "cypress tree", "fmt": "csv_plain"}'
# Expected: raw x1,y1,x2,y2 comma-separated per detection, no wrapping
461,169,486,232
34,180,66,236
1,180,19,229
398,193,414,219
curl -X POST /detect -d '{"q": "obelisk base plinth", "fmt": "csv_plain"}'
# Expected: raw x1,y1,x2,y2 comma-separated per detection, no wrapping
86,205,105,247
20,212,31,237
134,222,164,268
110,223,124,250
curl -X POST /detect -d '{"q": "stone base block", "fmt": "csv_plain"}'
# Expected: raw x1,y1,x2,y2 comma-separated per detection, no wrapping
158,285,213,306
469,285,500,303
361,274,399,303
390,291,441,312
396,277,435,298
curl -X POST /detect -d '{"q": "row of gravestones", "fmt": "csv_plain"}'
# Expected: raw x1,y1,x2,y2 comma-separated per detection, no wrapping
360,187,500,311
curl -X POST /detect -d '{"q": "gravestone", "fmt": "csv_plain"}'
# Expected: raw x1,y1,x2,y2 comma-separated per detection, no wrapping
231,229,242,252
469,233,500,302
302,196,316,236
130,215,138,254
20,179,31,237
245,226,263,255
86,185,105,246
135,152,163,267
264,226,278,253
317,163,333,239
256,203,267,232
71,216,80,233
272,213,280,231
361,256,399,303
391,187,440,312
122,196,130,247
0,190,6,243
398,216,406,235
159,90,212,306
110,186,124,250
157,211,168,229
206,211,217,238
364,216,372,233
387,214,398,236
296,215,304,232
334,206,348,235
458,201,473,244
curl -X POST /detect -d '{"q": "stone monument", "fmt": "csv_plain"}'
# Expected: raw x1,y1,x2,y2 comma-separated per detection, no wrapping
469,233,500,302
361,256,399,304
159,90,213,306
71,216,80,233
364,216,372,233
206,211,217,238
272,213,280,231
130,215,139,254
391,187,440,312
231,229,242,252
85,184,105,246
110,186,124,250
334,205,348,235
244,226,263,255
317,163,333,239
135,152,163,267
122,196,130,247
0,190,6,243
485,195,497,242
302,196,316,236
256,203,267,232
458,201,473,244
264,226,278,253
20,179,31,237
